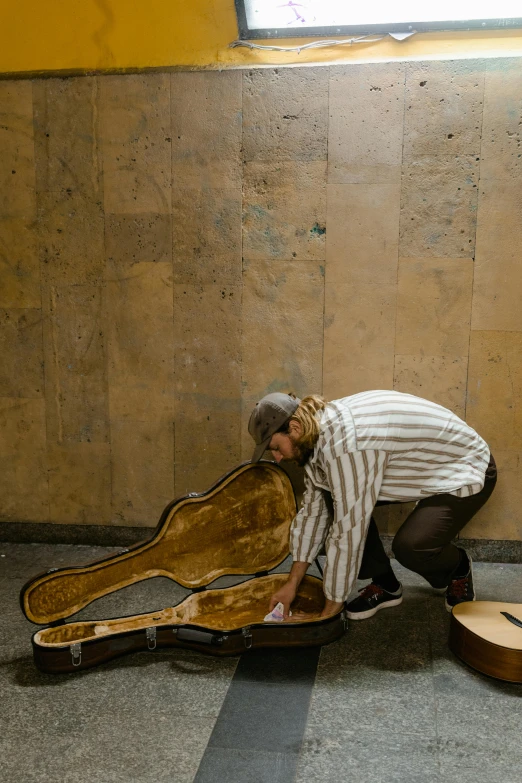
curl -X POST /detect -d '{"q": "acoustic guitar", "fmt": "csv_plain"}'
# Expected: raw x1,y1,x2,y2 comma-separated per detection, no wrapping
449,601,522,683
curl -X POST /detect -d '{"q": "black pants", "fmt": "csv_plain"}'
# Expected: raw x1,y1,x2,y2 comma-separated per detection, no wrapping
358,453,497,589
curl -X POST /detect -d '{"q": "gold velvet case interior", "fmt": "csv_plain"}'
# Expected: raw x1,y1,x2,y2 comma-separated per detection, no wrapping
32,574,328,648
22,461,333,647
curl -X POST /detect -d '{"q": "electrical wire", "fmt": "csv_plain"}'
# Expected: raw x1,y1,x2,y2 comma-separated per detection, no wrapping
229,36,387,52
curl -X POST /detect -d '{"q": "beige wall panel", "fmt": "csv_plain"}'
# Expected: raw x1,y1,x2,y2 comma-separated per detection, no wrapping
393,355,468,419
173,283,241,493
171,71,242,190
328,63,405,185
323,283,396,400
480,58,522,182
242,258,324,402
240,254,324,457
462,451,522,541
0,81,35,218
172,188,241,284
105,213,172,267
173,284,241,399
0,308,43,398
471,181,522,332
243,161,326,261
38,190,104,286
43,284,108,444
105,261,174,421
47,442,111,525
395,258,473,356
175,436,240,497
33,77,101,196
240,399,259,464
0,398,48,523
174,406,241,497
466,331,522,454
243,67,328,162
111,419,174,526
400,156,479,258
326,184,400,286
403,60,484,161
0,218,40,309
99,74,171,214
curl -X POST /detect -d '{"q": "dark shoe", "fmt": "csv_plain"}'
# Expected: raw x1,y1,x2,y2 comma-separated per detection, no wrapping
445,554,475,612
345,582,403,621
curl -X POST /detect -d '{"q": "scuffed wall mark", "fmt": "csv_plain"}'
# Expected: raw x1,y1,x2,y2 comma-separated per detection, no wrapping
249,205,268,219
90,78,99,195
49,286,63,444
310,222,326,236
92,0,116,68
505,340,516,420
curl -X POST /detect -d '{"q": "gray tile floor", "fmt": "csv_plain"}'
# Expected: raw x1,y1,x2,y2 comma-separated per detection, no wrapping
1,543,521,783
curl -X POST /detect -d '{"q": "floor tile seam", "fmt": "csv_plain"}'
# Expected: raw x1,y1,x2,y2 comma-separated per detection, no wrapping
197,746,300,759
301,726,439,742
207,739,302,755
232,676,318,685
312,671,435,687
82,709,230,722
310,683,436,696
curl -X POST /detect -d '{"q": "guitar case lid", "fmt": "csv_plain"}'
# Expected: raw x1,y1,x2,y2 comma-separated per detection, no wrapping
20,461,297,626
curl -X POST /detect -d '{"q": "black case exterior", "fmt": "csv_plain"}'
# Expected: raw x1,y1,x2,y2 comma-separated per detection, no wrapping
32,608,347,674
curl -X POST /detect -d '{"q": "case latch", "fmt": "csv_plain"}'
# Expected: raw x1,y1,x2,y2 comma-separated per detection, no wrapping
242,626,253,649
70,642,82,666
146,626,157,650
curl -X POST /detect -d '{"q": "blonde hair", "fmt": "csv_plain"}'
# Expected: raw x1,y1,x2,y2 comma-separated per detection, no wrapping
283,394,326,450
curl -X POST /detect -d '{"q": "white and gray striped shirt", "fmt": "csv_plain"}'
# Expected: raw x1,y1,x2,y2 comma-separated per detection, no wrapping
291,390,490,603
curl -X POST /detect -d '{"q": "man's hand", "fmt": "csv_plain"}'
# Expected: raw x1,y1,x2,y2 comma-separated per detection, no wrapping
268,561,310,619
269,582,297,620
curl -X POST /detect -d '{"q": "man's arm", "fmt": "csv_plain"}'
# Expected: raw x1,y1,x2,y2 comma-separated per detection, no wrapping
322,448,387,604
269,476,332,618
291,477,332,563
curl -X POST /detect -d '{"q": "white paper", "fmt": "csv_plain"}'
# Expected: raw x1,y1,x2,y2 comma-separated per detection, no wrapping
263,601,292,622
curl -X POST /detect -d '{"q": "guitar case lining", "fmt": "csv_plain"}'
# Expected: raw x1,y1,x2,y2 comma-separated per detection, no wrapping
21,461,346,672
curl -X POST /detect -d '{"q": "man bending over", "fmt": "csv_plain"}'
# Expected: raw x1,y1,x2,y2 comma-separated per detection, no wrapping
248,391,497,620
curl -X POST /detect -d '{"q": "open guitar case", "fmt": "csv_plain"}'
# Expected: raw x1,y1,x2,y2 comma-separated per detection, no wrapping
20,461,347,673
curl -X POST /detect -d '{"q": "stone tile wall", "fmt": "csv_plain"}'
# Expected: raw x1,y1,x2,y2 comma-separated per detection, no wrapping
0,58,521,539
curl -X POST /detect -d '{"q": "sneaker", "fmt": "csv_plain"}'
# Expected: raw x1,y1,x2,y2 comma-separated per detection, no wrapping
445,554,475,613
345,582,403,621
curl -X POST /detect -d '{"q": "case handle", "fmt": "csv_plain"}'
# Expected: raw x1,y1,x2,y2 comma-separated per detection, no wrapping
175,628,227,646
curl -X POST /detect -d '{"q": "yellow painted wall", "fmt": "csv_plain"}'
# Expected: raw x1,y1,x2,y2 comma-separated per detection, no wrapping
2,0,522,75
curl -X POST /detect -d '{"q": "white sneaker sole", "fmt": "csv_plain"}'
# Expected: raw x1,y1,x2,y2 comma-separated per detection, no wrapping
445,594,475,613
346,595,403,621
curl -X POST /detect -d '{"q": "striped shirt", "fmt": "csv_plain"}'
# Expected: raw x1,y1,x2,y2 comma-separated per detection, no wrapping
290,390,490,603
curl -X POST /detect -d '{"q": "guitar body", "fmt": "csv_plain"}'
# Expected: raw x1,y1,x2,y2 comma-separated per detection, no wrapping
449,601,522,683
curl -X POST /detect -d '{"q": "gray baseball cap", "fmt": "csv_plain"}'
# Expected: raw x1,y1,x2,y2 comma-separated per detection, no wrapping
248,393,301,462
